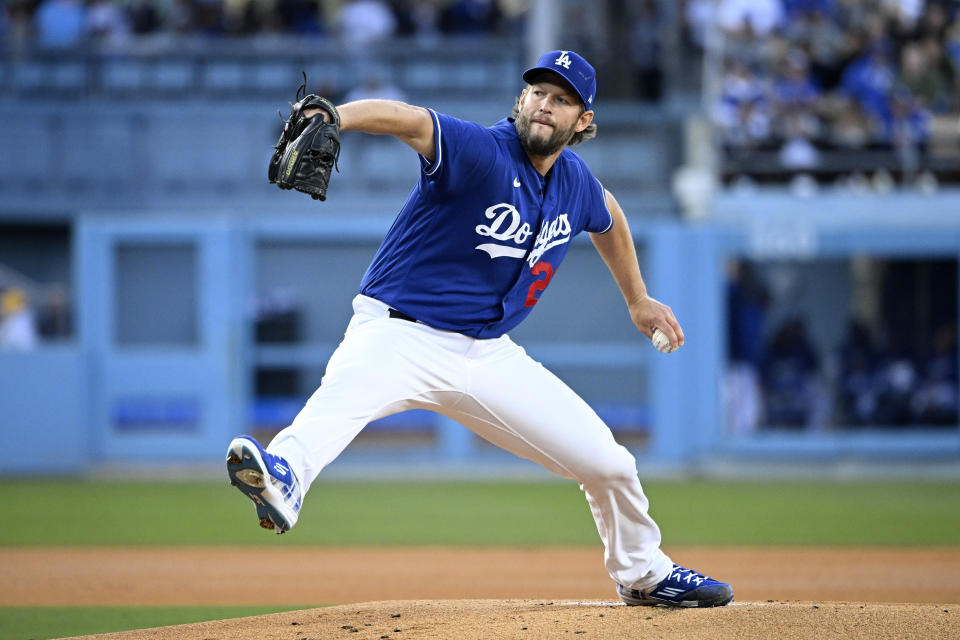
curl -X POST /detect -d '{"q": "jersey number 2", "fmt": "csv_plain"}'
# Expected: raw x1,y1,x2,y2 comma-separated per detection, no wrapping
524,261,555,307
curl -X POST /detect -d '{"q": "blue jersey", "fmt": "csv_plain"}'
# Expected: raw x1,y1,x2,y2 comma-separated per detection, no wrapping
360,110,613,339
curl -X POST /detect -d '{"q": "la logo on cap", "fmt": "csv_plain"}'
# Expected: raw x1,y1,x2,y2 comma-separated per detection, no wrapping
523,49,597,110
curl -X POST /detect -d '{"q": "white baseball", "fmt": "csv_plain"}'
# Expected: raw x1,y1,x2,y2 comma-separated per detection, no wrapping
651,328,677,354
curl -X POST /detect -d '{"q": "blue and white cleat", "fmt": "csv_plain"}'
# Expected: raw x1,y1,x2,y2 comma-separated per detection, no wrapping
226,436,301,534
617,564,734,608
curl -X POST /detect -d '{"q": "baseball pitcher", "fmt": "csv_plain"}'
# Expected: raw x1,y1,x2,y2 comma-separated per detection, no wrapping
228,50,733,608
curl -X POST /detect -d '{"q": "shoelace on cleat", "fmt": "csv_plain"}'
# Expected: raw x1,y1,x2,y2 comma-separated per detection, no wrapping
665,565,709,587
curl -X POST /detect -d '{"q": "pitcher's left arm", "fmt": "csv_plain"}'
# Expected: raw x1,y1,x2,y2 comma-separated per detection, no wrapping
589,189,685,349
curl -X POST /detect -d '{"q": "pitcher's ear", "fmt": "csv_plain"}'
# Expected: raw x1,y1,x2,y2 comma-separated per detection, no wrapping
576,110,594,132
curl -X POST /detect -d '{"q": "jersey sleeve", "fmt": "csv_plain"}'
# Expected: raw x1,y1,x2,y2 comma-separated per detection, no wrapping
418,110,497,191
582,176,614,234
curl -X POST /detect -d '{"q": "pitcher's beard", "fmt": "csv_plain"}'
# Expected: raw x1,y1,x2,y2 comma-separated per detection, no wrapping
515,112,577,157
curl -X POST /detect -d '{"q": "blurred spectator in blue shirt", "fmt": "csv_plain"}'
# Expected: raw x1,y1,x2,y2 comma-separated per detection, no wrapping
724,260,770,434
771,48,825,166
439,0,501,35
714,59,774,150
34,0,86,48
911,322,959,425
762,317,826,429
836,319,883,425
773,49,821,109
874,335,918,426
887,85,930,170
840,44,897,128
728,262,769,370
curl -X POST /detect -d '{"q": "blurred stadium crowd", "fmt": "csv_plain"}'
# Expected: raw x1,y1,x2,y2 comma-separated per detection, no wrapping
726,259,958,433
0,0,525,48
700,0,960,182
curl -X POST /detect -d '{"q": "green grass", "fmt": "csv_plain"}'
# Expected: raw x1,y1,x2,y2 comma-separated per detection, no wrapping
2,479,958,639
647,481,960,546
1,479,959,547
0,605,311,640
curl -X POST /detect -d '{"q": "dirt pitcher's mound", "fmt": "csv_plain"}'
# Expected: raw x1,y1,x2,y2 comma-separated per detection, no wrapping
69,599,959,640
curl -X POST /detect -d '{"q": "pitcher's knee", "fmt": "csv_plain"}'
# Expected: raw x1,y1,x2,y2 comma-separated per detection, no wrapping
575,447,639,487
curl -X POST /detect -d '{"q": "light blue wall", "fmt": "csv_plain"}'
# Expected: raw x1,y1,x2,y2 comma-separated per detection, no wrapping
1,193,959,475
0,348,89,473
75,216,249,466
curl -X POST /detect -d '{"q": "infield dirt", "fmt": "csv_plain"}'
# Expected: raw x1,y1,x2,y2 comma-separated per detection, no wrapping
4,546,958,639
67,599,960,640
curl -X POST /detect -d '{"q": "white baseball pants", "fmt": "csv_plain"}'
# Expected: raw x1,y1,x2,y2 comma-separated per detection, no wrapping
269,294,673,590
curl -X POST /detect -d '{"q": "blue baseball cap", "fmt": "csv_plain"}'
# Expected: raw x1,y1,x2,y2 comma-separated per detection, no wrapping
522,50,597,110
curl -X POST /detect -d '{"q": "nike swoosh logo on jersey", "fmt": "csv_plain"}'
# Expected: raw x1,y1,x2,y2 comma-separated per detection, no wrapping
513,177,521,188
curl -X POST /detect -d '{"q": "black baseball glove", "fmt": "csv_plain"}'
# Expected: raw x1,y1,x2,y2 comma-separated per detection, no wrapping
268,77,340,201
